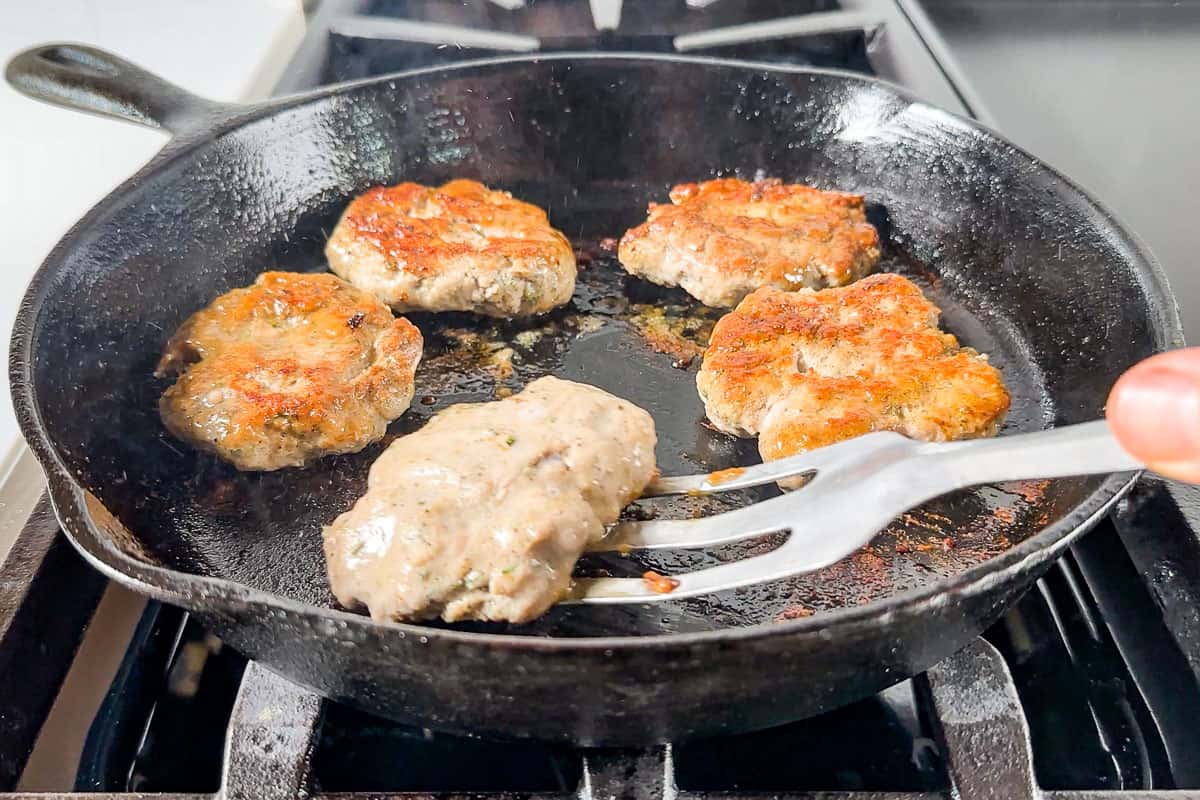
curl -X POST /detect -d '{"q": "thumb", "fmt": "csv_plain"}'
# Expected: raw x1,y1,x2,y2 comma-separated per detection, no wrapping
1107,348,1200,483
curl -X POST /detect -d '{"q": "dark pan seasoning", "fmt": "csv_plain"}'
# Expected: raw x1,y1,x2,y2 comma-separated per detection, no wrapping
6,48,1178,744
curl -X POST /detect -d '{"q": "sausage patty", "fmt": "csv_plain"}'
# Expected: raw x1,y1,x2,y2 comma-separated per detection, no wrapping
157,271,423,471
325,179,576,317
619,178,881,307
697,274,1009,464
323,376,657,623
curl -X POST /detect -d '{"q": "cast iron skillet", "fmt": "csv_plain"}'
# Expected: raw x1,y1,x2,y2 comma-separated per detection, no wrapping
5,44,1181,745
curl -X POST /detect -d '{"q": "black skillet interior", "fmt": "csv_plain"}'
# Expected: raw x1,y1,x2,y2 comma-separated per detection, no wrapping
22,56,1170,637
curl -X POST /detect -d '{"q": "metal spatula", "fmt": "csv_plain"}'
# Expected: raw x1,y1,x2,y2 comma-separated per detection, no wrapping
569,420,1141,603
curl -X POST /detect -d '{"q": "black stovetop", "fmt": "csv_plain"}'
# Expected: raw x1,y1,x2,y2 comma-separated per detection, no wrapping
65,502,1200,796
5,2,1200,798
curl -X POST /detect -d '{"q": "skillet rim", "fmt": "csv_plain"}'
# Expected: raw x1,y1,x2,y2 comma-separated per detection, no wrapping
10,52,1183,651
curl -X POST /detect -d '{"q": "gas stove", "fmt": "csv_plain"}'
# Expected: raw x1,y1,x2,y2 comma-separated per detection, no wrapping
6,2,1200,798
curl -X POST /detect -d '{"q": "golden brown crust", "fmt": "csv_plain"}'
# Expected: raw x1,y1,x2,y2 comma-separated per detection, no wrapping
618,178,881,307
338,180,564,270
157,271,423,471
325,179,576,317
696,274,1009,462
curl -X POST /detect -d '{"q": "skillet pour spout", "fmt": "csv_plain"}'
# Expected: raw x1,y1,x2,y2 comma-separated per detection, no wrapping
5,44,1181,744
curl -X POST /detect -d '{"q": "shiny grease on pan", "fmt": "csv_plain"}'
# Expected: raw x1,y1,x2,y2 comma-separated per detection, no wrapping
9,50,1168,742
156,218,1052,637
427,237,1050,636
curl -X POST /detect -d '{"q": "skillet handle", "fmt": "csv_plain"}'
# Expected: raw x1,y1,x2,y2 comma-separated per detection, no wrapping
5,43,228,135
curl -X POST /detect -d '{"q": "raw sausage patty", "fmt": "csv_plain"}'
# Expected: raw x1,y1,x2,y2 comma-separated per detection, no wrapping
323,377,657,623
157,271,423,471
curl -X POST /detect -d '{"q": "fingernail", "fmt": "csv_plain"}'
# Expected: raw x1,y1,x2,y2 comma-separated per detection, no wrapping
1109,366,1200,462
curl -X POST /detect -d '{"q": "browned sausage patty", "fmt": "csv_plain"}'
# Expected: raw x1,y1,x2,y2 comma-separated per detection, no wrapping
619,178,881,307
325,179,576,317
157,271,423,471
697,274,1010,464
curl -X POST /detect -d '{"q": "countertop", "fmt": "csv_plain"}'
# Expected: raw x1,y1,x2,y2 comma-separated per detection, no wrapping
916,0,1200,343
0,3,305,787
0,1,305,550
